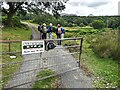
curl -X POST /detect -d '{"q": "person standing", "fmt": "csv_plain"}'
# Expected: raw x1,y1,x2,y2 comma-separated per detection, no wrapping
47,23,53,39
38,23,43,39
56,23,63,45
61,27,65,39
42,23,47,39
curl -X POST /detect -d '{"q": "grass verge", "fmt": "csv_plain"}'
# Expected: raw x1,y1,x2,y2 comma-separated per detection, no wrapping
1,24,31,87
32,69,58,88
81,40,118,88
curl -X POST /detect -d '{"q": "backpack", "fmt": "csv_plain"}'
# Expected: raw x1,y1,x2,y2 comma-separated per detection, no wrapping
42,26,47,33
38,25,42,32
57,27,62,34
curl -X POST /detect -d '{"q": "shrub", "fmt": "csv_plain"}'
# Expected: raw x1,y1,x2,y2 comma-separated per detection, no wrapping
67,23,74,27
117,26,120,30
2,16,21,27
12,16,21,27
88,30,119,60
79,23,85,27
52,26,57,32
2,16,7,26
92,20,105,29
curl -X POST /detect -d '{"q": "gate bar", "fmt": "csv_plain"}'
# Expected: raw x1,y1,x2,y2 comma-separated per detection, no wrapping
1,60,77,79
1,52,79,67
5,67,79,89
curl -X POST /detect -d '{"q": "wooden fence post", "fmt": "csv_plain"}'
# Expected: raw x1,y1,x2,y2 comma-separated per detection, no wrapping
8,38,11,53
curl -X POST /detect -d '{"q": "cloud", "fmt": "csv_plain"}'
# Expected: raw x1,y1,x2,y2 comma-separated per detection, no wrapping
62,0,120,16
68,2,80,6
68,1,109,8
82,2,108,7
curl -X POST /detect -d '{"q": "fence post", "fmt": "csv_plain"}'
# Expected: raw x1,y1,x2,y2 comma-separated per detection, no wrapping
79,38,83,67
8,38,11,53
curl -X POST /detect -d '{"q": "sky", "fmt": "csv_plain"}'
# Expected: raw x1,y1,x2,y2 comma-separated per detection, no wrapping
2,0,120,16
61,0,120,16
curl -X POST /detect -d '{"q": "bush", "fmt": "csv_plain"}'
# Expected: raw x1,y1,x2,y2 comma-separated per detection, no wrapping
67,23,74,27
2,16,7,26
88,30,119,60
12,16,21,27
2,16,21,27
92,20,105,29
117,26,120,30
52,26,57,32
79,23,85,27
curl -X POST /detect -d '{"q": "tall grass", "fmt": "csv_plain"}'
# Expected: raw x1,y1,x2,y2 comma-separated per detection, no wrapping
81,40,118,88
64,27,119,88
87,30,119,60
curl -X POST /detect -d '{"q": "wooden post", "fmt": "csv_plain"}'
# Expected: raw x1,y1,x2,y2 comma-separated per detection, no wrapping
8,38,11,53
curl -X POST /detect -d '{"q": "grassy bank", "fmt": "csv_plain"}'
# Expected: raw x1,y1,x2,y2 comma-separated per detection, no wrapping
64,27,119,88
1,24,31,87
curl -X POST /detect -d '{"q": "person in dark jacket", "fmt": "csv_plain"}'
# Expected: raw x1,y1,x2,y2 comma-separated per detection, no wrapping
38,23,43,39
47,23,53,39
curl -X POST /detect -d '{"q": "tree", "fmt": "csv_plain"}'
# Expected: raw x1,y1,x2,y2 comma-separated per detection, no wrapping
2,2,24,27
2,1,67,27
92,20,105,29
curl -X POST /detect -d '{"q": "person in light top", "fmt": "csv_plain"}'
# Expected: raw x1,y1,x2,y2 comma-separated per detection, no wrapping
42,23,47,39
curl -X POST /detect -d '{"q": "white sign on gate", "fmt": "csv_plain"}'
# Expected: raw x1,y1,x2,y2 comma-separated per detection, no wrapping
22,40,44,55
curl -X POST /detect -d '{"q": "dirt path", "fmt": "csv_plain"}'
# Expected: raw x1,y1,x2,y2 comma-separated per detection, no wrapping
6,22,93,88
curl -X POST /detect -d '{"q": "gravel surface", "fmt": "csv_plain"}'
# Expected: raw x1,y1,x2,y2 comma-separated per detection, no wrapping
6,22,93,88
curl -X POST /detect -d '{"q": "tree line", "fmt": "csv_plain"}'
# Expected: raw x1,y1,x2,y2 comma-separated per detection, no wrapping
20,13,120,29
2,1,120,30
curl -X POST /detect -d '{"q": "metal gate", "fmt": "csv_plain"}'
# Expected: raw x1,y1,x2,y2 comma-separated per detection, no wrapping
1,37,83,89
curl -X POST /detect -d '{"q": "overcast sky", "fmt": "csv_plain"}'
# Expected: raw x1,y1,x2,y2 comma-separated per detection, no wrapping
2,0,120,16
61,0,120,16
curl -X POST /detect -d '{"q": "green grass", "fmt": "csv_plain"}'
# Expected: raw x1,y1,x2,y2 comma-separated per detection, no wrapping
1,25,31,52
32,69,58,88
81,41,118,88
2,25,31,40
1,25,31,87
64,27,99,38
2,54,23,87
64,27,119,88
